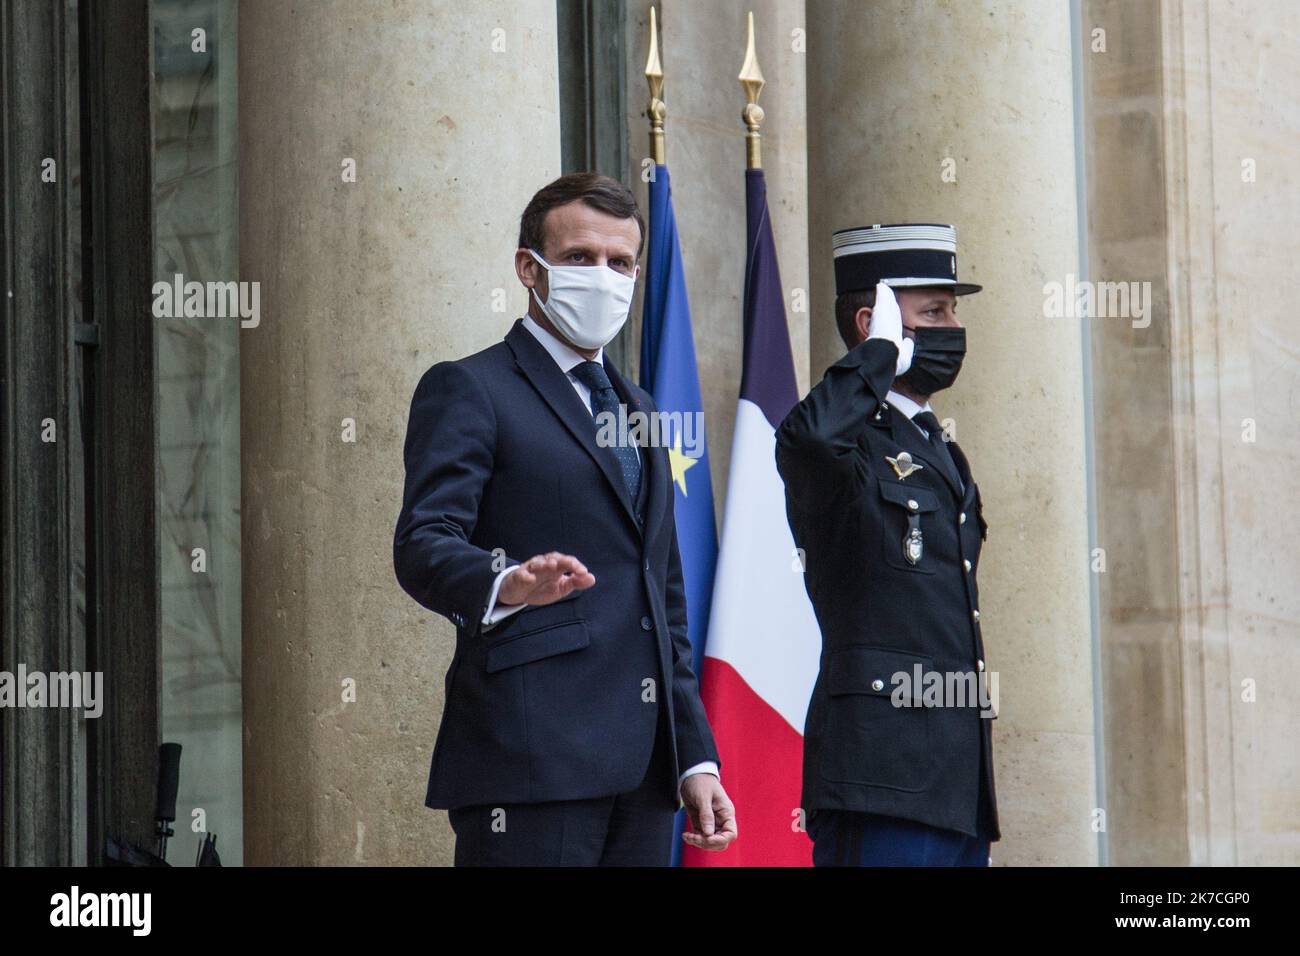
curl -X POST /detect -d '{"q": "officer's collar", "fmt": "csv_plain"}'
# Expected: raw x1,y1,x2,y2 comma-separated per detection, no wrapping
884,389,932,421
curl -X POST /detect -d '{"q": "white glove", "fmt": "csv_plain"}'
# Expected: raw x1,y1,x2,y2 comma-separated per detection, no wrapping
867,281,914,375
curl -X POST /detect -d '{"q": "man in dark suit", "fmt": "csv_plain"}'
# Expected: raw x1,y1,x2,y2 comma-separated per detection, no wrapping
775,224,999,866
394,172,736,866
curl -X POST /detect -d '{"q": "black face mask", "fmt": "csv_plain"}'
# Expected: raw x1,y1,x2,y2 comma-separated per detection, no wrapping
895,326,966,395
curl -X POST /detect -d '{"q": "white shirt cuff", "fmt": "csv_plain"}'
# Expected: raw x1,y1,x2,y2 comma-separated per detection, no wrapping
677,761,719,801
481,566,526,629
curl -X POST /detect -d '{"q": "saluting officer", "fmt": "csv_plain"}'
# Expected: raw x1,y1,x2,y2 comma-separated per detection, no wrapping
775,223,999,867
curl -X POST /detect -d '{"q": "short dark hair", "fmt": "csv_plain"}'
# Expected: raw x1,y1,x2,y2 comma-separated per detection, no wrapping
518,173,645,259
835,287,876,350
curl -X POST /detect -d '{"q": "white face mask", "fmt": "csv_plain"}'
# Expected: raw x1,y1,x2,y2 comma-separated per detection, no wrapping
528,249,637,351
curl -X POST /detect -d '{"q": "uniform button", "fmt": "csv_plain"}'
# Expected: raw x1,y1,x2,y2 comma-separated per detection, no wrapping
977,659,986,672
640,616,653,631
871,679,884,692
972,609,980,621
959,512,967,524
907,499,919,511
963,559,972,572
644,560,650,572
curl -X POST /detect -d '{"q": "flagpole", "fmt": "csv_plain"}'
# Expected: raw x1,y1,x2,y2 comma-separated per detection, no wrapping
645,6,666,165
738,10,765,170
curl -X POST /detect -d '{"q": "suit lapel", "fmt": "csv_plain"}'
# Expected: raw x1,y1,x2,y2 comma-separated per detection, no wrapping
886,407,964,501
506,321,642,535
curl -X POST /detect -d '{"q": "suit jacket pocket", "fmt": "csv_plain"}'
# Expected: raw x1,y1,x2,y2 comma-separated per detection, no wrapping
819,645,935,792
485,620,590,674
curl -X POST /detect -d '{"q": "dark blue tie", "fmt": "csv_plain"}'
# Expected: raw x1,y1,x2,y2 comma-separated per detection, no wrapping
571,360,642,506
913,410,963,491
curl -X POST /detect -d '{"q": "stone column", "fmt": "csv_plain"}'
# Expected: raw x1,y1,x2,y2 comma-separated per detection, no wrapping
239,0,562,865
807,0,1099,864
1154,0,1300,868
1091,0,1300,866
1080,0,1185,866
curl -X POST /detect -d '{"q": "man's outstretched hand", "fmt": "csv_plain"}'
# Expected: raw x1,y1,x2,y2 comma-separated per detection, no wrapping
498,551,596,607
680,774,738,851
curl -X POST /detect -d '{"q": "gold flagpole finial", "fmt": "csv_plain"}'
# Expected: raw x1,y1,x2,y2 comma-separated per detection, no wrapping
645,6,666,165
738,10,765,170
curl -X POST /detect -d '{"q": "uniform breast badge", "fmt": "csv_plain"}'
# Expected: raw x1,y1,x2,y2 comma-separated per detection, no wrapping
886,451,924,480
904,520,924,565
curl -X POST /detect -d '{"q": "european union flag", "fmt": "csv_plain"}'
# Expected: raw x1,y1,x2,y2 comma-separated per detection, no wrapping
639,164,719,865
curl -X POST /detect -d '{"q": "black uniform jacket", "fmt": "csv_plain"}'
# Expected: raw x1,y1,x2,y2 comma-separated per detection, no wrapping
775,336,999,841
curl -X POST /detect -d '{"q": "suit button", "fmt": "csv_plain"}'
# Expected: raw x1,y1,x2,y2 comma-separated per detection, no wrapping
963,559,972,572
959,512,967,524
640,616,653,631
871,679,884,692
972,609,980,621
977,659,986,672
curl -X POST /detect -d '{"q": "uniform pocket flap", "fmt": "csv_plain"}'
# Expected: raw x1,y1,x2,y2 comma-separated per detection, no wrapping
827,645,932,704
877,481,940,513
485,620,590,673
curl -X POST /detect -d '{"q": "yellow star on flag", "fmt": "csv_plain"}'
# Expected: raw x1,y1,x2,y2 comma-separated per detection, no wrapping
668,437,699,496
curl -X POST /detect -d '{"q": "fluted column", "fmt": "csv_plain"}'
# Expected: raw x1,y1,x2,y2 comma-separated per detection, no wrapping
808,0,1099,865
239,0,562,864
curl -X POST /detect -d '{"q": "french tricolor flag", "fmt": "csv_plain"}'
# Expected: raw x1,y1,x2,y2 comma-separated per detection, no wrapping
683,169,821,866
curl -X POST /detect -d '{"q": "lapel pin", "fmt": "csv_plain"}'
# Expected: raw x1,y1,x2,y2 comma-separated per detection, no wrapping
886,451,924,480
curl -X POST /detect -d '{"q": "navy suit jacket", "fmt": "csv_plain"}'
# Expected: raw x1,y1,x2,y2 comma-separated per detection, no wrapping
394,319,720,810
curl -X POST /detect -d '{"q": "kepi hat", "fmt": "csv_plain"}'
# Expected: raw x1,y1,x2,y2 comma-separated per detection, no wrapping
832,223,981,297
